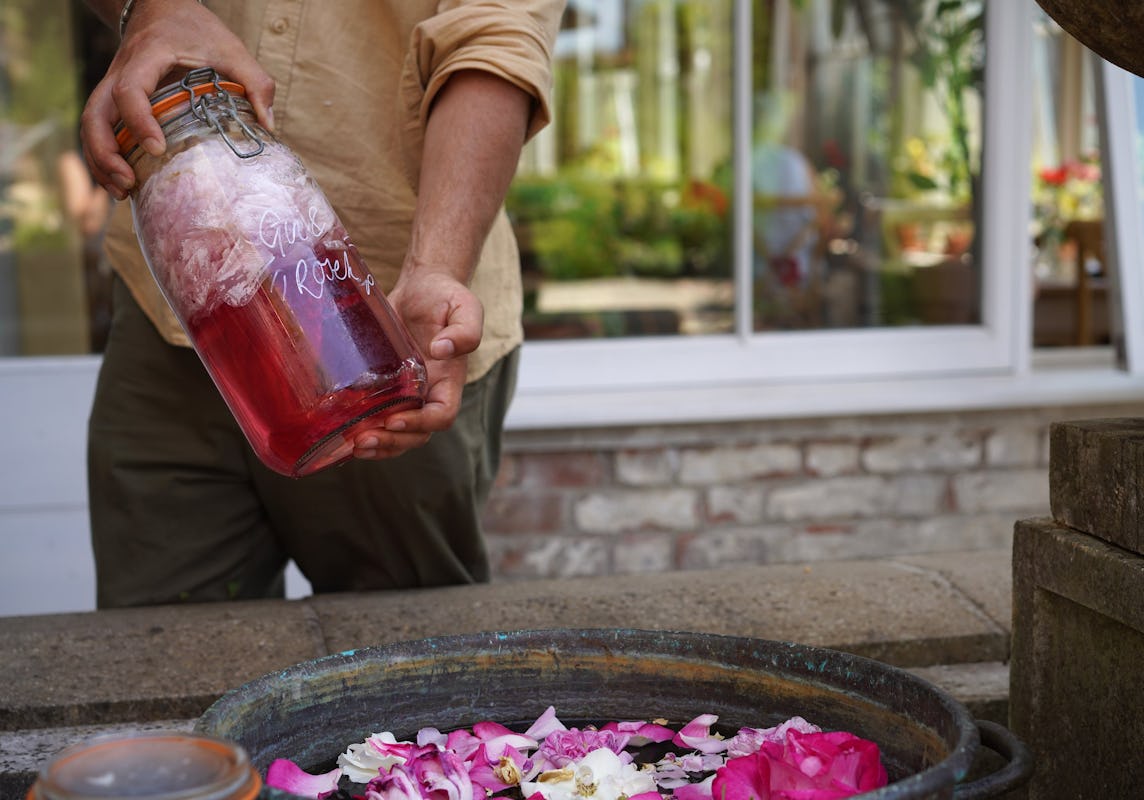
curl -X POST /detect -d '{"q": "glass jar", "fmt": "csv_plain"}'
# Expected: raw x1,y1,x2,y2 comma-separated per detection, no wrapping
26,731,261,800
116,67,427,477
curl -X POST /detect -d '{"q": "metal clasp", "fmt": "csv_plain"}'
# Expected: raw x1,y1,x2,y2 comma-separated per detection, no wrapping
180,67,265,159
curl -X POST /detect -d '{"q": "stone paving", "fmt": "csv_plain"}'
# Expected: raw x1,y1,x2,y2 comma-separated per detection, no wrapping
0,546,1014,796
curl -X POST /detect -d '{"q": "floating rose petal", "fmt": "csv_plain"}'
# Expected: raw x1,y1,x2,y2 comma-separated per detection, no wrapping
369,732,420,763
538,726,633,770
366,762,425,800
335,731,417,783
521,747,657,800
725,717,822,758
672,714,727,755
467,742,529,794
601,720,675,746
408,746,475,800
447,721,536,762
418,727,449,749
678,752,723,774
710,749,773,800
629,792,665,800
524,706,567,741
265,759,342,799
672,774,714,800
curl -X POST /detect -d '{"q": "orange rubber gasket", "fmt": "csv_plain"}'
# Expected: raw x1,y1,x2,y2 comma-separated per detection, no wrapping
115,79,246,153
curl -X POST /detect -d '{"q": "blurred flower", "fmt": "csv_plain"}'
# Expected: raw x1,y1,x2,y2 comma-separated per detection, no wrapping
1032,156,1103,249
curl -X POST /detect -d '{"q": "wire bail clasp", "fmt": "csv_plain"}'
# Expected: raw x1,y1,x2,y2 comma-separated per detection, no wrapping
181,67,265,159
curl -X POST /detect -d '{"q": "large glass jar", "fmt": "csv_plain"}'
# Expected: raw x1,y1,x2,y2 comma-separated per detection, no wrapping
26,731,261,800
117,68,426,478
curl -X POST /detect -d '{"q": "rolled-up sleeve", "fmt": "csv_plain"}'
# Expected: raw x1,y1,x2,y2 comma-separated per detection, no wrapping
398,0,564,186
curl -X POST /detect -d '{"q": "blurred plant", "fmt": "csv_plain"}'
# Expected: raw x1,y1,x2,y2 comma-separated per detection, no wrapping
900,134,970,202
506,174,730,282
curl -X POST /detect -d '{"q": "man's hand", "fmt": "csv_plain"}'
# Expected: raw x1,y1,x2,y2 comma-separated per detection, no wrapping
80,0,274,199
350,268,484,460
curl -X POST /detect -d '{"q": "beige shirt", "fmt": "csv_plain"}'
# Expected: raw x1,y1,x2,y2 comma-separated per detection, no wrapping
104,0,563,382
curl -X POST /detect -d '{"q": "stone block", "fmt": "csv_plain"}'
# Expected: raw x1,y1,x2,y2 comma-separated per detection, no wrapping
573,488,699,533
862,434,981,473
705,485,766,525
767,476,888,520
679,443,801,484
1049,418,1144,554
805,441,860,477
616,448,678,485
952,469,1049,514
1009,518,1144,798
985,427,1042,468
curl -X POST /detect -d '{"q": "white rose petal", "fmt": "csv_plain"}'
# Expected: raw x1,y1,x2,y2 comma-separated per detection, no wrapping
336,732,406,783
521,748,657,800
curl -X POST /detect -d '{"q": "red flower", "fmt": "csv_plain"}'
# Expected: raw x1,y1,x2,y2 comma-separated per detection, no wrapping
1038,165,1069,186
710,729,888,800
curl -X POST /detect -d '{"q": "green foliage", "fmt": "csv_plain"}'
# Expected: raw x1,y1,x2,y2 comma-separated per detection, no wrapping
506,174,731,282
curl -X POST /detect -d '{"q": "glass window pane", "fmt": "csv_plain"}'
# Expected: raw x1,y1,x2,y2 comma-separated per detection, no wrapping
751,0,984,332
509,0,735,340
1030,10,1108,348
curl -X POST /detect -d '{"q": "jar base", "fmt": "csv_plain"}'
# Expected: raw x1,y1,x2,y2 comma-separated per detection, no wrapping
289,395,424,478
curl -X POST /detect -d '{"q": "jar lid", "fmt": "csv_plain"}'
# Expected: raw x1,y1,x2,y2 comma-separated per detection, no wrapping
114,68,248,155
27,731,262,800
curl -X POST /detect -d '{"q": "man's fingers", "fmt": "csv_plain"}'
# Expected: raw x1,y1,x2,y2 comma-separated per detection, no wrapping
351,429,432,460
112,85,165,158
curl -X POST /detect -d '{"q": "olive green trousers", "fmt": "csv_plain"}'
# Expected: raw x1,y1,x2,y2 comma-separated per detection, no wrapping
88,278,517,608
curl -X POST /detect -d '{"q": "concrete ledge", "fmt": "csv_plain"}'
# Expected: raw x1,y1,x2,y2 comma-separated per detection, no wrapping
0,548,1012,795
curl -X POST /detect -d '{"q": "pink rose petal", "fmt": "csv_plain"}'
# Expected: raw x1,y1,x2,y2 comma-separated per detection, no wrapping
523,706,567,741
673,714,728,754
601,720,676,746
265,759,342,799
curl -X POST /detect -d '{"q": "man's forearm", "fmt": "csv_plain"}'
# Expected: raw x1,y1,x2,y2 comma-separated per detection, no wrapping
405,70,533,282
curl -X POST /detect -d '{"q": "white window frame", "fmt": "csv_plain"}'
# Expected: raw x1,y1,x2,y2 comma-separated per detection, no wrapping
506,0,1144,430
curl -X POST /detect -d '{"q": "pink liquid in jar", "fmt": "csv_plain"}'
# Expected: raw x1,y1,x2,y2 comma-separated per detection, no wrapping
132,117,426,477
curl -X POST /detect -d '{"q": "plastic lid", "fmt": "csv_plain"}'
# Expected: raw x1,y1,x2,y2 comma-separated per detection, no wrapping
114,73,247,155
27,731,262,800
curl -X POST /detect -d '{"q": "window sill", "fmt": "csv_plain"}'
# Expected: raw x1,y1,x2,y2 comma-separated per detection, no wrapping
2,351,1140,434
506,346,1144,429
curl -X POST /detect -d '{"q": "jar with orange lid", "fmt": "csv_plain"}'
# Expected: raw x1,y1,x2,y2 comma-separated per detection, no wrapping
115,67,427,478
26,731,262,800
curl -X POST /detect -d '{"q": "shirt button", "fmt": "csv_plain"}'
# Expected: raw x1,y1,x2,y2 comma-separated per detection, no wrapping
270,17,289,33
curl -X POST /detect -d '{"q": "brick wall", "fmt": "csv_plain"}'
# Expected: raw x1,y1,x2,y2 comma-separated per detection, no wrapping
482,402,1141,579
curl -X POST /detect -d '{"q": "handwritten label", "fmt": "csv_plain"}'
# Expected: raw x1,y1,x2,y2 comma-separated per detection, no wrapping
259,208,324,258
258,206,375,299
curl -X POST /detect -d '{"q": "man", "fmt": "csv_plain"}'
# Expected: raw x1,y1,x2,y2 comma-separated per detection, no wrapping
79,0,565,606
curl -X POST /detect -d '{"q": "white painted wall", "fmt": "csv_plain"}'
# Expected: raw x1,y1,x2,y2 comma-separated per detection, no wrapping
0,359,97,615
